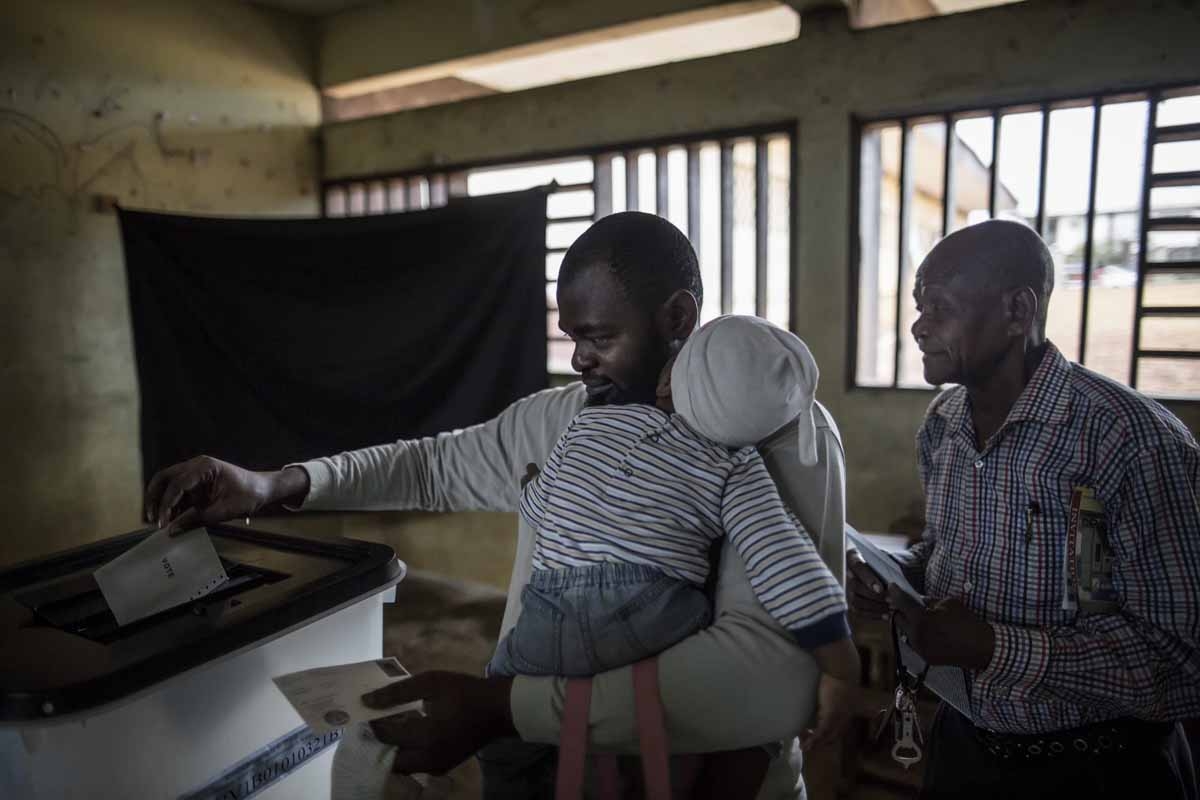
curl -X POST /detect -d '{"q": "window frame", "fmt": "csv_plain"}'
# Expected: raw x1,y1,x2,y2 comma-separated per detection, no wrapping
322,120,799,379
847,81,1200,402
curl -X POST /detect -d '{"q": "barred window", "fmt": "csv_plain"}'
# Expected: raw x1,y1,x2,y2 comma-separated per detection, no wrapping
852,85,1200,399
325,125,794,376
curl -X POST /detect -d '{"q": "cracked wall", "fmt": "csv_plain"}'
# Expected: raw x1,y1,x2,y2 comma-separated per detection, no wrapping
0,0,320,566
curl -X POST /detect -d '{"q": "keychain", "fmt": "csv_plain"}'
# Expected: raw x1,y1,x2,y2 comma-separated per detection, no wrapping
892,686,923,768
876,611,926,769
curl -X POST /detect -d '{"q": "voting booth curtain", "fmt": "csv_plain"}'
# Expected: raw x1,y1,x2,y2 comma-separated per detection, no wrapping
120,189,549,482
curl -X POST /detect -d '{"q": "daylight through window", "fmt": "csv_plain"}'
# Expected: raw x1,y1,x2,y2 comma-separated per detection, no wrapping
326,127,794,375
853,85,1200,399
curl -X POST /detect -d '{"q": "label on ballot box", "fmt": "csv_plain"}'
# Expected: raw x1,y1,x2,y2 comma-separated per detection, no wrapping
273,657,424,735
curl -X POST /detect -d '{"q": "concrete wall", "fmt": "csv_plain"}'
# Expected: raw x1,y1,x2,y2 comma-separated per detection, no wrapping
323,0,1200,541
0,1,321,567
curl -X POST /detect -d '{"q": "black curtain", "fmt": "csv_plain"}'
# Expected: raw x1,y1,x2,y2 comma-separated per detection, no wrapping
120,189,548,482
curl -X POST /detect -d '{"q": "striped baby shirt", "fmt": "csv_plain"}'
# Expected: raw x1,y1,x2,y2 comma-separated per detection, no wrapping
521,403,849,647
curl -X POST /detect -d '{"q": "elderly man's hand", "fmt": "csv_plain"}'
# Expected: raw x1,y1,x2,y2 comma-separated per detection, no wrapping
887,585,996,671
364,671,517,775
846,550,889,620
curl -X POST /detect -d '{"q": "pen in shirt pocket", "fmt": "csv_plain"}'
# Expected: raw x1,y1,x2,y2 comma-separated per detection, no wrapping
1025,500,1041,544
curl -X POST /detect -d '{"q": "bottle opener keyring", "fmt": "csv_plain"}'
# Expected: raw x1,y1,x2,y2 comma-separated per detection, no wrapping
892,737,923,768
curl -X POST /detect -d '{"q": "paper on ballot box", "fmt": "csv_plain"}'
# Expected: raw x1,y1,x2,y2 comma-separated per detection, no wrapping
95,527,229,627
273,657,425,735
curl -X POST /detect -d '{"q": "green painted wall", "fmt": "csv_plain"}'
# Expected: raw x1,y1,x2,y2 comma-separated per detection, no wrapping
0,0,321,567
4,0,1196,593
322,0,1200,548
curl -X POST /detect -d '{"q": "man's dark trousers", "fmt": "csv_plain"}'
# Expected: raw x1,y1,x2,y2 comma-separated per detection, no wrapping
920,705,1197,800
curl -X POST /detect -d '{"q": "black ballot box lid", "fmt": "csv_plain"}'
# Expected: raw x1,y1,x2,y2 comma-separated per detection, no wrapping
0,524,404,722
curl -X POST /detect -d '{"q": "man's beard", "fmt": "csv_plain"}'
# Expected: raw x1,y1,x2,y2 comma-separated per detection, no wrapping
585,350,669,407
585,382,651,407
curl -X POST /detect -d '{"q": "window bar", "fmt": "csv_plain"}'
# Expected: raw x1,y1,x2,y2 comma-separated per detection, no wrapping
894,122,913,388
325,185,346,218
855,126,881,383
363,181,376,215
987,109,1001,219
720,140,734,316
1034,104,1050,235
941,114,956,237
755,137,769,318
1077,98,1103,365
594,155,613,219
1138,349,1200,360
1129,90,1160,388
787,131,796,333
656,148,669,218
625,152,640,212
348,182,366,216
1142,306,1200,317
406,177,423,211
392,178,409,212
429,174,448,207
447,171,469,199
686,144,701,250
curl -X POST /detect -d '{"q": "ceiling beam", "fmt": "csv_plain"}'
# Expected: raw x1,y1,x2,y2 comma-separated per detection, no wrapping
320,0,842,93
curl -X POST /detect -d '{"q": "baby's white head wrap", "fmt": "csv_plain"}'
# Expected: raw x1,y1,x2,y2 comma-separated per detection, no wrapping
671,315,820,465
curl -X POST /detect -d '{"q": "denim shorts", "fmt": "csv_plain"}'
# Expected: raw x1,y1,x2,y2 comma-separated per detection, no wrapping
487,562,711,678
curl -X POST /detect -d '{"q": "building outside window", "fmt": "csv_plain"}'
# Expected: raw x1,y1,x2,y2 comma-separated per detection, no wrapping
853,86,1200,400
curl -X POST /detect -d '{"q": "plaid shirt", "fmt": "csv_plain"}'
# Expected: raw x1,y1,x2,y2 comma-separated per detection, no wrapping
894,343,1200,734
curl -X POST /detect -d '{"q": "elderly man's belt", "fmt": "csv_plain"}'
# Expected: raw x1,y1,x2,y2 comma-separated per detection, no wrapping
974,717,1171,761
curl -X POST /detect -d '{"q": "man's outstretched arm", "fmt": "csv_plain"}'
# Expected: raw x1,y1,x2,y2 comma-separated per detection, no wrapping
145,385,584,528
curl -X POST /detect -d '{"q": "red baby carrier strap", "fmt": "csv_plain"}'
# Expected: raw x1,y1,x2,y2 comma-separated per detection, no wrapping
555,658,672,800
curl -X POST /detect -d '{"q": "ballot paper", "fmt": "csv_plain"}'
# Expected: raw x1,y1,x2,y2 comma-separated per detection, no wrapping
845,526,922,605
846,526,973,717
95,527,229,626
272,657,425,736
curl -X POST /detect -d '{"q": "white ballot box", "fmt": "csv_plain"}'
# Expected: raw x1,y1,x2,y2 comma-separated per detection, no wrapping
0,524,405,800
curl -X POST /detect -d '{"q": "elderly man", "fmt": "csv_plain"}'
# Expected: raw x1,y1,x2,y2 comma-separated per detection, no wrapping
848,219,1199,799
146,212,852,799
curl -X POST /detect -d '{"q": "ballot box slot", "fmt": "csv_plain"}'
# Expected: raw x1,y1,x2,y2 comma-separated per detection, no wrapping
15,558,289,643
0,523,403,723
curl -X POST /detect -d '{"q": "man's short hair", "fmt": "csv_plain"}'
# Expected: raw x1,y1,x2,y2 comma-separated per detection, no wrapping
979,219,1055,336
923,218,1055,336
559,212,703,312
